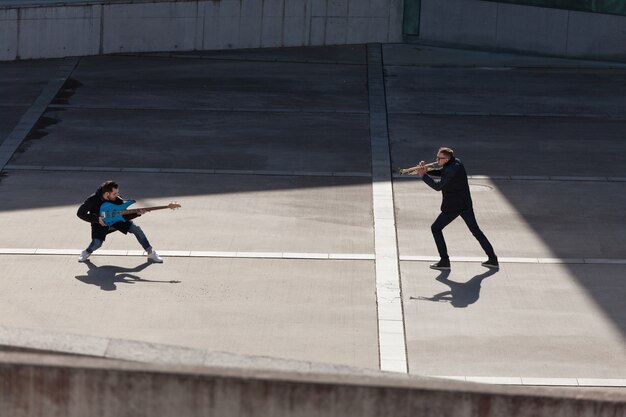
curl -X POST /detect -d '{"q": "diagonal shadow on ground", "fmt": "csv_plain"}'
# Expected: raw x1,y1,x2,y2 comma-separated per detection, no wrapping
410,268,498,308
75,260,181,291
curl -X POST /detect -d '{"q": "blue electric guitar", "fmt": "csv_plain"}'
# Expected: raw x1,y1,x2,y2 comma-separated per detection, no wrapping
99,200,181,226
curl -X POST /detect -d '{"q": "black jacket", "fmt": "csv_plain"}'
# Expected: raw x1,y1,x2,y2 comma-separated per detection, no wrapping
422,157,473,213
77,186,139,240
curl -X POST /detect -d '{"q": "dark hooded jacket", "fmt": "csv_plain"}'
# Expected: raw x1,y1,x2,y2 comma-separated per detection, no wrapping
422,156,473,213
77,186,139,240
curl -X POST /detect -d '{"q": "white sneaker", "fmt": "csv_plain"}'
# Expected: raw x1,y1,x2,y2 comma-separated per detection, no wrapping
78,250,90,262
148,250,163,263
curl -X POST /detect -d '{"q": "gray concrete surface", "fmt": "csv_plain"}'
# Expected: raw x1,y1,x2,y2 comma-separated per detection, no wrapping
0,42,625,401
384,66,626,116
0,0,404,61
0,170,374,253
9,108,371,171
394,178,626,259
389,115,626,178
0,59,61,145
0,325,388,377
3,0,626,62
1,352,624,417
1,352,623,417
383,43,626,68
51,54,369,112
0,255,378,368
402,261,625,378
418,0,626,62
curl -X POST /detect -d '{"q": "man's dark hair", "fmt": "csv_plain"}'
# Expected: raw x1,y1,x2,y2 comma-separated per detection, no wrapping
438,147,454,158
100,180,118,193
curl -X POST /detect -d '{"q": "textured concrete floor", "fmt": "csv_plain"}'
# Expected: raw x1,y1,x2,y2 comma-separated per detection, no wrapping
0,43,624,384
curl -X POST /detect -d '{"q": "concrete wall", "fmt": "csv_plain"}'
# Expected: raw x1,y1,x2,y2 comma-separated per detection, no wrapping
1,352,624,417
0,0,404,61
418,0,626,62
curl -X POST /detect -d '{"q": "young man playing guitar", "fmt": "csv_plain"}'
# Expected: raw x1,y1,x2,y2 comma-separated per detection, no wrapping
76,180,163,263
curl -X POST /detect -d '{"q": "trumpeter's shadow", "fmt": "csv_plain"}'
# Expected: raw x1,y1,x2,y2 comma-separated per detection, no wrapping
411,268,498,308
75,260,181,291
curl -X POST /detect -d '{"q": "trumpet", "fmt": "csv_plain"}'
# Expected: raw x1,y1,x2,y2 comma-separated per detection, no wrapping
398,161,440,175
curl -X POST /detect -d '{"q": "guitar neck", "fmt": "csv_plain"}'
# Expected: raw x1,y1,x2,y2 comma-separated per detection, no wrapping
118,206,170,215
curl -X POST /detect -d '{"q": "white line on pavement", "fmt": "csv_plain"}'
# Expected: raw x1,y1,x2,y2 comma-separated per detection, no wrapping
399,256,626,265
368,44,408,374
1,249,623,265
0,248,375,261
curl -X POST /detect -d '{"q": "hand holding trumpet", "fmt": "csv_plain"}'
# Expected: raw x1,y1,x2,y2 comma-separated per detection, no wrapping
415,161,427,176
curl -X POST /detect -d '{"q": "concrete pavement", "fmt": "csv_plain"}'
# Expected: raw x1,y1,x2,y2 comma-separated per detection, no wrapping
0,43,624,387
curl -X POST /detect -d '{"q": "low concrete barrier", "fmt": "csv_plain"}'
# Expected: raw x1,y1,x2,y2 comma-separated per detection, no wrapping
0,352,624,417
0,0,404,61
417,0,626,62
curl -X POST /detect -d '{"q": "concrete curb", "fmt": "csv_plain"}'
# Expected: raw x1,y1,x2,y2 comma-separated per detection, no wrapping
0,350,624,417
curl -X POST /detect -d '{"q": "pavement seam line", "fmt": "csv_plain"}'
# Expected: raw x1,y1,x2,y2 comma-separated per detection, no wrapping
1,250,624,265
368,43,408,374
387,110,626,120
0,58,78,171
429,375,626,387
7,165,619,183
46,103,369,114
393,174,626,182
1,165,371,178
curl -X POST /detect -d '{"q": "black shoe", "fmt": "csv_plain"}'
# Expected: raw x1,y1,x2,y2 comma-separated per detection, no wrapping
481,258,499,268
430,260,451,270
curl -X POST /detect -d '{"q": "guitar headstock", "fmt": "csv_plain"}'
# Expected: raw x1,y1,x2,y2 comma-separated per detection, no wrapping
168,202,181,210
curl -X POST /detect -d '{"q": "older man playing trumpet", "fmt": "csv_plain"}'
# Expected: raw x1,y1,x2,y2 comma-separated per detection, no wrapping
413,147,498,270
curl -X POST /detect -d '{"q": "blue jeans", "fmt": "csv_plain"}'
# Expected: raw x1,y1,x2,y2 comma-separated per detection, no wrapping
431,208,496,261
86,223,152,254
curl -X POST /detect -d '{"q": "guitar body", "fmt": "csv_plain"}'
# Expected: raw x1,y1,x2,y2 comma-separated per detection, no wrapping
100,200,136,226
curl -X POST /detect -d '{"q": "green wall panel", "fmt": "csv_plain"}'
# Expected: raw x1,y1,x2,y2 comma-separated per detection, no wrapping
403,0,421,35
483,0,626,16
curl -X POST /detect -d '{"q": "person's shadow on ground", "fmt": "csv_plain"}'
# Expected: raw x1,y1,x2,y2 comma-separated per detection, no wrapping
410,268,498,308
75,260,181,291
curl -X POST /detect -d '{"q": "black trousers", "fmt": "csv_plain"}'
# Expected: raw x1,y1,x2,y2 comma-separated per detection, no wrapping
431,208,496,261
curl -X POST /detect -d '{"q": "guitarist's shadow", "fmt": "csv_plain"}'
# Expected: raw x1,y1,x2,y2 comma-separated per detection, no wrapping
76,260,181,291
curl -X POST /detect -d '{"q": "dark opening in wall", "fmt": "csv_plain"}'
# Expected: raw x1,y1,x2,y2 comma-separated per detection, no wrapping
403,0,421,36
